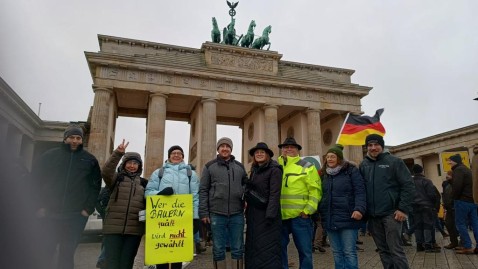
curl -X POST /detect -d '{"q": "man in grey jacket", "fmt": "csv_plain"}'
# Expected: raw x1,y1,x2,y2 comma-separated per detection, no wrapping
199,137,247,269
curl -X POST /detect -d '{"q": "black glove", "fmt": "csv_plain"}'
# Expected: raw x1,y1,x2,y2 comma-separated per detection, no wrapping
193,219,200,234
157,187,174,195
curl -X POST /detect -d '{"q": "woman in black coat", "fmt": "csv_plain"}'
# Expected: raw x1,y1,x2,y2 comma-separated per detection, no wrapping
244,142,282,269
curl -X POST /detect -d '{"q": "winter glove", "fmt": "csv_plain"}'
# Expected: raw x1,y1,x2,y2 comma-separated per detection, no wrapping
157,187,174,195
193,219,200,234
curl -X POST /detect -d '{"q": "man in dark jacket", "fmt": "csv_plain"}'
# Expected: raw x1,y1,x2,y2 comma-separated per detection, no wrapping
359,134,414,269
448,153,478,254
199,137,247,269
411,164,440,252
32,125,102,269
442,170,459,249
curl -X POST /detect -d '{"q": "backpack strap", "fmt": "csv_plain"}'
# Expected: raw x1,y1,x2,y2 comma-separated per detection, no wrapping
157,166,193,193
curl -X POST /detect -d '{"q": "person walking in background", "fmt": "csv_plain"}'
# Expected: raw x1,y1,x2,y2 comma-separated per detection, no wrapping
244,142,283,269
278,137,322,269
472,145,478,204
199,137,248,269
359,134,415,269
101,140,147,269
410,164,441,253
443,170,459,249
448,153,478,254
32,125,102,269
145,145,200,269
319,144,366,269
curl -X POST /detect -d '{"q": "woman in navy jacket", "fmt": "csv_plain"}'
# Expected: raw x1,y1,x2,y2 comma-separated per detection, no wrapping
319,145,366,269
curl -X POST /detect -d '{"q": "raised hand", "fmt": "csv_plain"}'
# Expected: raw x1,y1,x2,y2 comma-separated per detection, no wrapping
117,139,129,153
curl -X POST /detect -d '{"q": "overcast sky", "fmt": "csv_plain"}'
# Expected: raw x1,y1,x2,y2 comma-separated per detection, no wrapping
1,0,477,164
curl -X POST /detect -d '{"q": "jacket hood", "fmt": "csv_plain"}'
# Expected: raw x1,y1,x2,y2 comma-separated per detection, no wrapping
120,152,143,175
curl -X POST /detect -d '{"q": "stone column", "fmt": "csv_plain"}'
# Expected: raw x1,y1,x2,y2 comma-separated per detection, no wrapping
306,109,322,156
348,146,364,166
413,157,423,166
144,93,167,178
200,98,217,170
88,86,113,166
6,124,22,158
263,105,279,157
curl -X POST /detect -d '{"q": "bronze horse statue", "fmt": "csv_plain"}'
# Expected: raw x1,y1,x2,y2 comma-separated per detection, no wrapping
223,18,242,46
211,17,221,43
252,25,271,50
240,20,256,48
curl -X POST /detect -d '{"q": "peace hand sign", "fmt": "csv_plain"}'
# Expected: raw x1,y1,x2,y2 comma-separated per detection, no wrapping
117,139,129,153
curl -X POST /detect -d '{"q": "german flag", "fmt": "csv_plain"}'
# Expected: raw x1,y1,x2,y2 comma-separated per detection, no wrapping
336,109,386,145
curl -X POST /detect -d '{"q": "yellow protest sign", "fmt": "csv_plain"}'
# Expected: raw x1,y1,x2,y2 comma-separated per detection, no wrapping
440,151,470,173
144,194,193,265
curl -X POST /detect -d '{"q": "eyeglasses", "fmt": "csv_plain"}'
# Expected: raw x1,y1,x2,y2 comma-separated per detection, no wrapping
170,151,183,156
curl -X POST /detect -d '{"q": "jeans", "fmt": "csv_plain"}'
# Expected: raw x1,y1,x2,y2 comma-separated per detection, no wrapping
368,214,409,269
104,234,143,269
328,228,359,269
281,217,314,269
210,213,245,261
454,200,478,248
39,213,89,269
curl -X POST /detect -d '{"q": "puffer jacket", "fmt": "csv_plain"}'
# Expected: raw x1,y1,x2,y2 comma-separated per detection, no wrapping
199,155,247,218
102,150,146,235
412,173,439,209
278,155,322,219
319,162,366,230
145,161,199,219
359,152,415,217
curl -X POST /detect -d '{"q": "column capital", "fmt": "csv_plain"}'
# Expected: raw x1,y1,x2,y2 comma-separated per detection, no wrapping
92,85,113,94
201,98,218,104
306,108,322,114
263,104,279,110
150,92,168,99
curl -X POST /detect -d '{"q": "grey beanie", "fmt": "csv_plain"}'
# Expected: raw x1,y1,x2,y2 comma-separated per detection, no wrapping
64,125,84,139
217,137,233,150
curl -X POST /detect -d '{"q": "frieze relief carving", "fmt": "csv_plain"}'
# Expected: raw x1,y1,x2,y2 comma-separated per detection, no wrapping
99,67,360,105
210,53,273,72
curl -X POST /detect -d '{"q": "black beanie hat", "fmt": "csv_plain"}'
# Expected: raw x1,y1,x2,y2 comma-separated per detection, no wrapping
168,145,184,157
365,134,385,148
326,144,344,160
449,154,462,164
412,164,423,174
64,125,84,139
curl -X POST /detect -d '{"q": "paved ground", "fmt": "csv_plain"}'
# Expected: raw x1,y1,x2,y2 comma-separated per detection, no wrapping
75,232,478,269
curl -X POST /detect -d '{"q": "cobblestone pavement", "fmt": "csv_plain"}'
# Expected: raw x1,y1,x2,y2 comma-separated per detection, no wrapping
75,232,478,269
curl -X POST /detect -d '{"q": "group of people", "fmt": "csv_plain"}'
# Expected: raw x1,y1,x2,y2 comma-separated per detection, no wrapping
29,123,478,269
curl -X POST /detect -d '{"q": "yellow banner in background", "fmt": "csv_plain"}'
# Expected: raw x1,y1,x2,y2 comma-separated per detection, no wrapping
144,194,193,265
440,151,470,173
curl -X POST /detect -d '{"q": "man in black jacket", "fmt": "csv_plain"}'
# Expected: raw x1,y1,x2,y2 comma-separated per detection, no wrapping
448,153,477,254
359,134,414,269
32,125,102,269
411,164,440,252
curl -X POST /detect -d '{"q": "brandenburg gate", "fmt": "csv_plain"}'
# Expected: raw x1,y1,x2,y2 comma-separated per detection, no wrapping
85,34,371,176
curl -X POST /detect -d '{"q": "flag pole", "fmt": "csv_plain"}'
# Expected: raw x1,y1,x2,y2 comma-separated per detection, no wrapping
336,112,350,144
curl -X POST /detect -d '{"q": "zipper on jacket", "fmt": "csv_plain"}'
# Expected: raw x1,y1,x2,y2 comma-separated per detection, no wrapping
61,151,74,213
227,164,231,216
122,178,135,234
372,162,376,216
